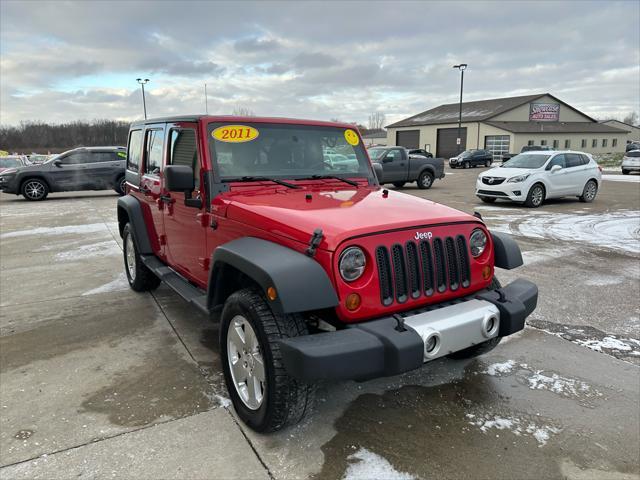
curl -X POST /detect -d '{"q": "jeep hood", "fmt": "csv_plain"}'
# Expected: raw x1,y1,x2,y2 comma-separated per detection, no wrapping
222,185,479,251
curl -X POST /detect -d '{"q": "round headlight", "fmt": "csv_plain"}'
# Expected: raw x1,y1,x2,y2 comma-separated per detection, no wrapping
469,229,488,257
339,247,366,282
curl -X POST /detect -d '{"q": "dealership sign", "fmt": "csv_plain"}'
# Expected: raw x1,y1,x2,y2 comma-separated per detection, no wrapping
529,103,560,121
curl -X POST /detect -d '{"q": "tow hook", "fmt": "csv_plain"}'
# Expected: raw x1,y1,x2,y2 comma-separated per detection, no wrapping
305,228,323,257
393,313,407,332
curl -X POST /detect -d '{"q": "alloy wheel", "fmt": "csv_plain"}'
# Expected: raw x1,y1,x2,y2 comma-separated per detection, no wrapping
584,181,597,201
24,181,45,200
227,315,265,410
125,234,136,281
532,186,544,206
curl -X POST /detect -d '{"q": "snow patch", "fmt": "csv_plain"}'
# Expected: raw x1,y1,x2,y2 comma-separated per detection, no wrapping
55,241,121,261
584,275,624,286
524,369,595,398
342,448,414,480
575,336,634,352
214,395,232,408
466,414,561,446
81,273,129,296
1,223,107,239
484,360,516,376
602,174,640,183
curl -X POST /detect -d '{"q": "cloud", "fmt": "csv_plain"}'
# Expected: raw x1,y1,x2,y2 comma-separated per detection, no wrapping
0,1,638,126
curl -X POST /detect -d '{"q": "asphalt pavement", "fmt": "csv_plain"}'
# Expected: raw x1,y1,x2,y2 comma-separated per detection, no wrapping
0,167,638,479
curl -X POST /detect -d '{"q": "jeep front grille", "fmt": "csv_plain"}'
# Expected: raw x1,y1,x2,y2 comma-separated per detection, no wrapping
375,236,471,306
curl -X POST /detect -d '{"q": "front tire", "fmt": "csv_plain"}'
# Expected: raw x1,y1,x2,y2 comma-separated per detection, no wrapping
463,162,470,169
115,176,126,196
622,169,629,175
417,171,434,189
21,178,49,201
524,183,545,208
448,277,502,359
485,159,491,167
220,288,315,432
579,179,598,203
123,223,161,292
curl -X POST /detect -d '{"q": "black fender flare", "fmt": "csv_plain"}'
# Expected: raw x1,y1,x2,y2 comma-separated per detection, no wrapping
490,231,523,270
416,165,435,180
208,237,339,314
117,195,152,254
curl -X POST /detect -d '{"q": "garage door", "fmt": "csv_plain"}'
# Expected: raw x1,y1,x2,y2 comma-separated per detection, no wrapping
396,130,420,149
436,127,466,159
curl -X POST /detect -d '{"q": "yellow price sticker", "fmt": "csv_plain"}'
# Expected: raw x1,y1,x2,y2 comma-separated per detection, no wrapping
344,129,359,146
212,125,259,143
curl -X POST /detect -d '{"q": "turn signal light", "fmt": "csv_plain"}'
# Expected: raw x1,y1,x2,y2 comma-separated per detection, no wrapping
345,293,361,311
267,287,277,301
482,266,492,280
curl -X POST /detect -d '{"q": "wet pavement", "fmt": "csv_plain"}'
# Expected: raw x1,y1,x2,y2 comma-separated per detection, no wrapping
0,168,639,479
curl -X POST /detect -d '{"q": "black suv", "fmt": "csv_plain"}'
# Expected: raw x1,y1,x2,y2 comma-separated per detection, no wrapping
448,149,493,168
0,146,126,201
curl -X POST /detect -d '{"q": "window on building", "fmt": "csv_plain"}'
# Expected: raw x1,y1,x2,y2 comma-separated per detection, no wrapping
612,138,618,147
564,139,571,149
144,129,163,176
527,140,534,146
484,135,510,161
127,130,142,172
581,139,587,148
592,139,597,148
602,139,607,148
553,140,559,149
541,140,547,146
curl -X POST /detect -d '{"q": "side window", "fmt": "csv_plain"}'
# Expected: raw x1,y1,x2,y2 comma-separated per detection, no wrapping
60,152,90,164
580,154,590,165
565,153,582,168
144,130,163,176
90,152,118,163
546,154,566,170
168,129,200,190
127,130,142,172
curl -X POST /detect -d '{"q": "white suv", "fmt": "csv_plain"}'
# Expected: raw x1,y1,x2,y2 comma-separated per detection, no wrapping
476,151,602,208
622,150,640,175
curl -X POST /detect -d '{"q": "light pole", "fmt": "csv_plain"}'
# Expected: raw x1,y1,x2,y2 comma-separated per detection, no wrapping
452,64,467,154
136,78,150,119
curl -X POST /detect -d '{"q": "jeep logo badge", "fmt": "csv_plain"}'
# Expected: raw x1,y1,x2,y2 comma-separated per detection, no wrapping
414,231,433,240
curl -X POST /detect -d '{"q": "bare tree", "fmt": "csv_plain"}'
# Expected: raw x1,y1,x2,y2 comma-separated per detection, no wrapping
623,111,639,126
232,105,255,116
368,112,386,130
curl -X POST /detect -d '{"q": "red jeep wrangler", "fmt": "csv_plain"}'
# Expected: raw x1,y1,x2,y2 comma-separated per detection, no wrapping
117,116,537,432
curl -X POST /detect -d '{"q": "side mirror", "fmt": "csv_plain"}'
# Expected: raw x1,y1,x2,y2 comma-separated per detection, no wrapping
550,164,562,173
53,160,62,167
165,165,194,191
372,163,384,183
382,155,394,163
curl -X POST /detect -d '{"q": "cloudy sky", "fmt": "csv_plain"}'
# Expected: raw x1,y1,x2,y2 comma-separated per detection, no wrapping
1,0,638,126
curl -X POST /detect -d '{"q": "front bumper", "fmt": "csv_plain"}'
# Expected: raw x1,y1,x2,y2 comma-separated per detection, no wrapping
622,162,640,171
476,179,526,201
279,278,537,381
0,175,18,192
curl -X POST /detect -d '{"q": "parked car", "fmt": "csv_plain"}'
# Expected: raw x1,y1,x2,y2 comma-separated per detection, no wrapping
368,146,444,188
407,148,433,158
476,150,602,207
625,142,640,152
117,115,537,432
501,145,553,162
449,149,493,169
621,150,640,175
0,146,126,200
0,155,29,173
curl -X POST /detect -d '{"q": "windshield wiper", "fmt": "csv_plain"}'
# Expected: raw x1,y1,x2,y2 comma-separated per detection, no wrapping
225,176,300,189
300,175,359,187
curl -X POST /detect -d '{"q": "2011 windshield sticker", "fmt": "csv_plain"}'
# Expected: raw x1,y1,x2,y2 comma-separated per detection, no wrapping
213,125,259,143
344,129,359,146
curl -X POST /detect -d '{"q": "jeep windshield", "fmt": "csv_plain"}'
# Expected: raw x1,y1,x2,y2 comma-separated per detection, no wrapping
501,154,551,169
209,123,373,182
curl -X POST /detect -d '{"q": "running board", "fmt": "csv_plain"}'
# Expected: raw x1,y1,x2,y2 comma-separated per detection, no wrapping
140,255,209,315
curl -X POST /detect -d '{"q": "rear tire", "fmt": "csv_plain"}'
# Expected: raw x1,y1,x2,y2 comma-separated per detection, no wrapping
480,196,497,203
392,182,406,188
524,183,545,208
220,288,315,432
417,171,434,189
21,178,49,201
123,223,161,292
579,179,598,203
115,176,126,196
448,277,502,359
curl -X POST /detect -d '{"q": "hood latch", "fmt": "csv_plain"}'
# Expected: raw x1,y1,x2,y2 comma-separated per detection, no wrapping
305,228,323,257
